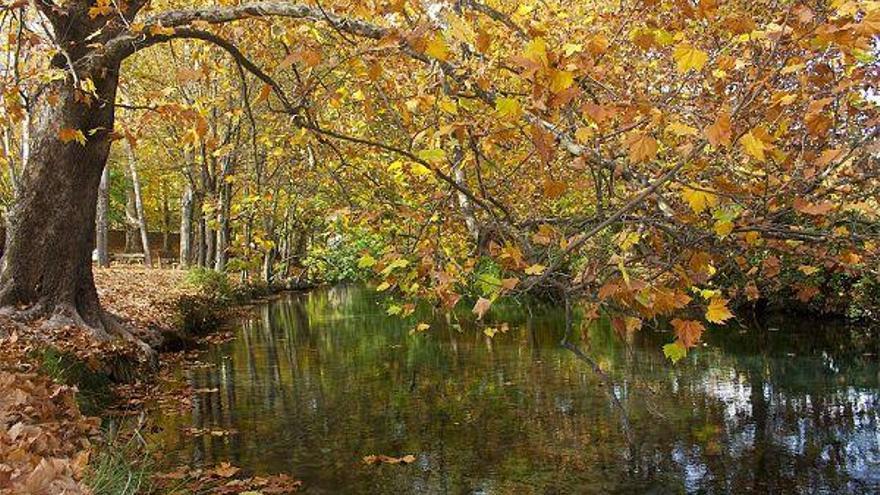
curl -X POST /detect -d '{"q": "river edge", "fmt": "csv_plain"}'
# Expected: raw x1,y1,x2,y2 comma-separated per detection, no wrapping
0,266,312,494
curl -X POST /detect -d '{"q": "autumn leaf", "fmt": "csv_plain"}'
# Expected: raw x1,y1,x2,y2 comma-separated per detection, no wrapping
524,264,546,275
425,33,449,61
472,297,492,320
542,179,567,199
211,462,240,478
495,97,522,120
58,128,86,145
626,132,658,163
705,111,731,147
445,12,476,45
793,199,834,216
673,44,708,73
500,278,519,291
363,454,416,465
705,298,733,324
663,341,688,363
417,148,445,163
587,34,610,55
740,131,768,161
671,319,706,348
549,70,575,93
681,185,718,214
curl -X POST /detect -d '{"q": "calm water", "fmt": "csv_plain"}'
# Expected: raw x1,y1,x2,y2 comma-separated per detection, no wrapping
148,286,880,494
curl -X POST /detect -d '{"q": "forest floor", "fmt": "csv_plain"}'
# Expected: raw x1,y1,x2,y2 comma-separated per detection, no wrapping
0,266,302,494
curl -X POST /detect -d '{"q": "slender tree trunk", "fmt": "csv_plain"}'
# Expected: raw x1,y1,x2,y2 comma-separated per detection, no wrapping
161,181,171,254
179,184,194,268
123,165,139,253
125,141,152,267
451,143,480,244
214,180,230,271
96,164,110,267
0,69,123,335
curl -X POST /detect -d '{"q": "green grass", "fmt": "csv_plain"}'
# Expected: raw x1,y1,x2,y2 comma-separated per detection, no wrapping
36,348,115,415
85,429,153,495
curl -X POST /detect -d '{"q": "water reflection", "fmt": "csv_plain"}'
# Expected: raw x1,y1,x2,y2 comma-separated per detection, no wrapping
149,285,880,494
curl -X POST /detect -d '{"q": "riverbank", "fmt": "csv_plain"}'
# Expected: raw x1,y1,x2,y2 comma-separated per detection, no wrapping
0,266,304,494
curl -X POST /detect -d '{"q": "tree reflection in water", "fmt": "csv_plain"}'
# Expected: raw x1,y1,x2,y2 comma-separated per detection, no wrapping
148,285,880,494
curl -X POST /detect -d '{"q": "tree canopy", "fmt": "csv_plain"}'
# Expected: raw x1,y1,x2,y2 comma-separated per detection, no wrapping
0,0,878,359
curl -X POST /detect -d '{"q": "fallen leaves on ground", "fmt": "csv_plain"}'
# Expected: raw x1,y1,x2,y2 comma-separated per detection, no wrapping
0,371,100,493
153,463,302,494
362,454,417,465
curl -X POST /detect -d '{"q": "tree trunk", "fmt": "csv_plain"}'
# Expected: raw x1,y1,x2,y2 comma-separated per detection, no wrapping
123,165,139,253
179,184,194,268
161,180,171,254
451,143,480,244
0,69,126,337
96,164,110,268
214,181,230,271
125,141,152,267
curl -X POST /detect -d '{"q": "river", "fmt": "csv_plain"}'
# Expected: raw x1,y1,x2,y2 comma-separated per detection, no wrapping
146,285,880,494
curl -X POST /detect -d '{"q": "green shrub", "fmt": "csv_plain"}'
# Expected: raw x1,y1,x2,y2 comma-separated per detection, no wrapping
306,228,385,283
184,267,234,302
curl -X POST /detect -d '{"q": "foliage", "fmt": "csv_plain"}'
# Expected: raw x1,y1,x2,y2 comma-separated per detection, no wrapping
306,223,386,284
0,0,878,366
184,267,235,302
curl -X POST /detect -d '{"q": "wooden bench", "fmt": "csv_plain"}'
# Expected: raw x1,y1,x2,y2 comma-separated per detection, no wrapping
111,253,146,264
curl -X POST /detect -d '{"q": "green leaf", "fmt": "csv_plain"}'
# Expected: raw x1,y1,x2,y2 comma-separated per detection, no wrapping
663,341,688,363
357,254,377,268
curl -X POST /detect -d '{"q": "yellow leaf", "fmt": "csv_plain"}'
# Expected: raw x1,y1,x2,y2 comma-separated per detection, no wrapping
798,265,820,275
575,127,593,143
425,33,450,61
562,43,583,56
495,97,522,120
705,298,734,324
673,43,708,73
411,323,430,334
714,219,734,238
417,148,446,163
524,37,548,65
524,264,546,275
740,130,768,161
58,127,86,145
666,121,698,137
445,12,476,44
681,186,718,214
549,70,575,93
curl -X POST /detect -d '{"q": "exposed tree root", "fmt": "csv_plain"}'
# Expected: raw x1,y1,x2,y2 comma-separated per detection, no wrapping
0,301,157,369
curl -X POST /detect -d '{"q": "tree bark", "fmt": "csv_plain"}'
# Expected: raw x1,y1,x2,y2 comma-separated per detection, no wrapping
96,164,111,267
0,68,124,336
179,183,194,268
124,140,152,267
123,165,139,253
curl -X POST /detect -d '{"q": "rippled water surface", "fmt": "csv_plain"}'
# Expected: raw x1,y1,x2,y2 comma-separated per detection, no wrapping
148,286,880,494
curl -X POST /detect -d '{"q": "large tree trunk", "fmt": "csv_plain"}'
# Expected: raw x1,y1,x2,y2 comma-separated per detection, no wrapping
0,69,124,336
124,140,152,267
96,164,111,267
